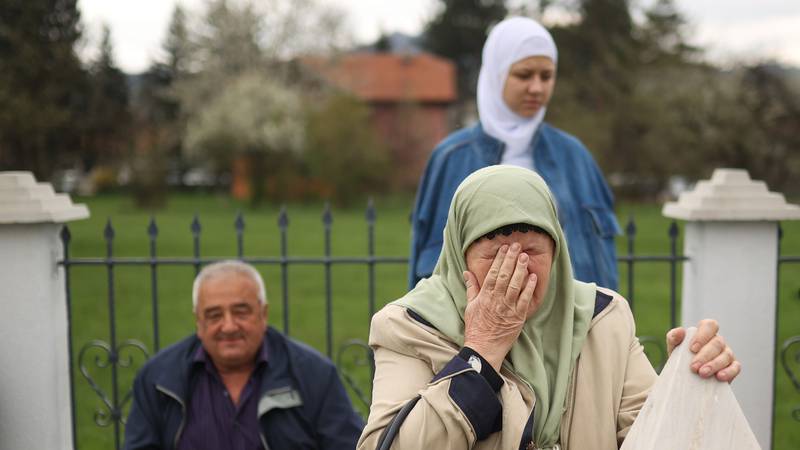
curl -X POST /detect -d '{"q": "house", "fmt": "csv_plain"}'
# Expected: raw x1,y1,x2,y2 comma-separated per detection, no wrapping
300,51,457,190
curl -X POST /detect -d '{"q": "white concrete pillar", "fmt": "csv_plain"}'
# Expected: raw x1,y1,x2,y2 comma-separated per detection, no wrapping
0,172,89,450
663,168,800,450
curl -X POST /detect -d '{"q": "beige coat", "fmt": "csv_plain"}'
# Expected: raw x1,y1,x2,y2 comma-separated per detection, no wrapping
357,288,657,450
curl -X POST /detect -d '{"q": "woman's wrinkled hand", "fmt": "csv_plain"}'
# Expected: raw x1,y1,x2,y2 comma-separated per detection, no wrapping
463,243,540,372
666,319,741,383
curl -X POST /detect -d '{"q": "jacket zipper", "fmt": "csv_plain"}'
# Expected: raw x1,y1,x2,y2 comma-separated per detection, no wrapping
156,384,186,449
500,365,537,448
259,432,270,450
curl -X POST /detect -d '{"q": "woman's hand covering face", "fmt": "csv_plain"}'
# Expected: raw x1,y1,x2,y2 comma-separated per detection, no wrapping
463,241,546,372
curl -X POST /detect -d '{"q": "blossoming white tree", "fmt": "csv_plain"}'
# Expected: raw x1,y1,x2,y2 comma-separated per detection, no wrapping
185,71,305,204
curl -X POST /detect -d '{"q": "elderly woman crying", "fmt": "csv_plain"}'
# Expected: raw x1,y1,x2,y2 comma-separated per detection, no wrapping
358,166,740,450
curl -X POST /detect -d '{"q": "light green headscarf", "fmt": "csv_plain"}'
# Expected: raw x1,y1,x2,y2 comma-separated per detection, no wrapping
395,165,596,447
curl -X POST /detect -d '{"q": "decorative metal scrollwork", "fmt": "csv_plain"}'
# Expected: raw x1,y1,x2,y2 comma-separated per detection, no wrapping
639,335,668,373
781,335,800,422
336,339,374,413
78,339,150,426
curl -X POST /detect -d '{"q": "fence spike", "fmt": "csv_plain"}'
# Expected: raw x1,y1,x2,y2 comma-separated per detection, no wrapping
104,218,115,240
147,216,158,239
190,214,201,236
366,197,376,223
668,221,678,239
234,211,245,233
60,225,71,244
278,205,289,228
625,216,636,237
322,202,333,227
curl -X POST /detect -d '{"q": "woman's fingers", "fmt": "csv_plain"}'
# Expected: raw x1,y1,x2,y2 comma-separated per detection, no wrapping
505,252,529,304
672,320,742,383
696,345,736,379
518,273,538,316
464,270,480,302
665,327,686,356
482,244,508,293
690,319,720,353
493,243,521,296
690,334,728,373
715,360,741,383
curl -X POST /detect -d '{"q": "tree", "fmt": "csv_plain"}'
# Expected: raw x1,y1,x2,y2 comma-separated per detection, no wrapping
638,0,698,65
0,0,87,179
184,72,305,205
177,0,348,110
715,65,800,194
304,93,391,205
176,0,350,203
259,0,351,59
82,24,130,171
128,5,191,207
133,3,191,123
545,0,715,197
162,4,191,77
423,0,507,123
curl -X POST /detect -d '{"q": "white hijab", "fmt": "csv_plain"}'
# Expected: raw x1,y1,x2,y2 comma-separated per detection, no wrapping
477,17,558,169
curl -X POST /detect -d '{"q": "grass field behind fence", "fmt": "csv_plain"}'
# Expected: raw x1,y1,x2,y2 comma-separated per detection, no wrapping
65,193,800,450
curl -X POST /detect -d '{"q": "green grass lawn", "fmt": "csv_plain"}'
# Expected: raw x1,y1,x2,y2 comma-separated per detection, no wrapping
65,193,800,449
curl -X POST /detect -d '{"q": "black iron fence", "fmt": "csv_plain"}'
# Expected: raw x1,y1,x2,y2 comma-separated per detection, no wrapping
778,226,800,424
58,206,800,450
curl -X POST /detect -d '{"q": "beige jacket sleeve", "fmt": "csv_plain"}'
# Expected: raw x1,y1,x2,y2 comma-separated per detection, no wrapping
357,305,494,450
561,289,658,450
609,292,659,441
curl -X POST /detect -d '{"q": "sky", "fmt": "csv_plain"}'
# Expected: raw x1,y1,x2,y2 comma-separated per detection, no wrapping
77,0,800,73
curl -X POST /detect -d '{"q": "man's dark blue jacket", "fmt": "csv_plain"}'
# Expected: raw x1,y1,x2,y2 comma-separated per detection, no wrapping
124,327,364,449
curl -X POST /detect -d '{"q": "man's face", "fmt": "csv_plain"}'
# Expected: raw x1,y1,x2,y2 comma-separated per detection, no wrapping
195,272,267,372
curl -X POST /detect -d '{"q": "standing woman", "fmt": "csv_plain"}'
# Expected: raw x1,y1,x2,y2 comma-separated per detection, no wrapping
409,17,619,290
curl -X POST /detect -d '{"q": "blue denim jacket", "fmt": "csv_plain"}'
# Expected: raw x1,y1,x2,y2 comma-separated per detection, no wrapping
409,122,620,290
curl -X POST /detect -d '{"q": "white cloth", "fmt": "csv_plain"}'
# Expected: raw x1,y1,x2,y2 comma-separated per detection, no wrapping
477,17,558,169
620,328,761,450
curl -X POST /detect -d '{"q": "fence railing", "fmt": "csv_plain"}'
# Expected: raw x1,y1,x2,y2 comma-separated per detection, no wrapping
59,206,799,450
778,226,800,423
61,201,408,450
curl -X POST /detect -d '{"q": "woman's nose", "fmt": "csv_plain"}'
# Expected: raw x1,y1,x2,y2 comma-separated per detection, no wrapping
527,77,543,94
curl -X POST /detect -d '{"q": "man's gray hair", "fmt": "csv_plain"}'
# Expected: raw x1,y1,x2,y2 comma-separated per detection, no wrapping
191,260,267,312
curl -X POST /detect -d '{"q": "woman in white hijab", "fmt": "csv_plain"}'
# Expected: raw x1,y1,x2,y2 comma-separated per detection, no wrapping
409,17,620,293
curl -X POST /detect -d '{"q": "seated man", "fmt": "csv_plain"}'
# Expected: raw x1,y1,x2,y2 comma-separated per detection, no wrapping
125,260,364,450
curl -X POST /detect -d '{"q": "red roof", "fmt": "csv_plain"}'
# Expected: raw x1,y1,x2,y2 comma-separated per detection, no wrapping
301,52,457,103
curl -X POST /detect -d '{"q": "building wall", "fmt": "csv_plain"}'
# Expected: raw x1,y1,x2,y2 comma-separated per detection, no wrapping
370,102,453,191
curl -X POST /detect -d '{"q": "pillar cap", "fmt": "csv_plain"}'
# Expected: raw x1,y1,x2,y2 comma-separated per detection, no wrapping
663,168,800,221
0,171,90,224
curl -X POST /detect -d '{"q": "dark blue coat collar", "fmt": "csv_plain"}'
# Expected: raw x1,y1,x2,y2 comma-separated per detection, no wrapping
153,327,294,405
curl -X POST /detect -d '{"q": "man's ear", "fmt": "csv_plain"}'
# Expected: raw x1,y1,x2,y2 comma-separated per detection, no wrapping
262,304,269,323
